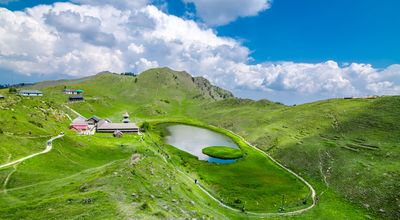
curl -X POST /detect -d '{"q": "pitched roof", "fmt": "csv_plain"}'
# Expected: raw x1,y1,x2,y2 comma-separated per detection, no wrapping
64,89,84,92
97,119,112,127
71,116,88,125
97,122,138,130
69,96,84,99
88,115,101,122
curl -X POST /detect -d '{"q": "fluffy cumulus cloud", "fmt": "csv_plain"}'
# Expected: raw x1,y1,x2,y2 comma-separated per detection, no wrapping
183,0,271,26
0,1,399,104
71,0,149,10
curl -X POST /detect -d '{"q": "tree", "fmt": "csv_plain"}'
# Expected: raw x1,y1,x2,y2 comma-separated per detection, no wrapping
8,87,17,93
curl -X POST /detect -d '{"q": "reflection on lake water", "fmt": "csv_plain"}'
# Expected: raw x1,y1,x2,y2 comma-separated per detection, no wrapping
164,124,239,163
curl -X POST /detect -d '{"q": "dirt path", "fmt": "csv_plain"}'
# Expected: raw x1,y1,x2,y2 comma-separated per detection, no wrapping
2,164,17,193
220,127,317,216
62,107,317,217
0,134,64,170
146,127,317,217
63,105,84,118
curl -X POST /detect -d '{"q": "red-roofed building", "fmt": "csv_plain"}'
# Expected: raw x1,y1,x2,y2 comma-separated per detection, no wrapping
70,116,89,132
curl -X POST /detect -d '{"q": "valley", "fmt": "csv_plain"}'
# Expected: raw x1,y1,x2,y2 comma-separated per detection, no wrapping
0,68,398,219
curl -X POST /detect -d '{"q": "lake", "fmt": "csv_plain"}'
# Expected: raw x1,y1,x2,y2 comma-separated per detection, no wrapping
164,124,240,163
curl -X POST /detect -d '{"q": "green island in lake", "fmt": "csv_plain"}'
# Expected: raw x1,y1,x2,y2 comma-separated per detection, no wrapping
202,146,244,159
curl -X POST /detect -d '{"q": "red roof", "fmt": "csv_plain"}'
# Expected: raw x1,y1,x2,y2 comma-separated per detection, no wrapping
70,124,89,130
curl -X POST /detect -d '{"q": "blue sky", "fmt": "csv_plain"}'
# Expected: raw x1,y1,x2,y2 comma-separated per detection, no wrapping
163,0,400,68
0,0,399,104
217,0,400,68
5,0,396,67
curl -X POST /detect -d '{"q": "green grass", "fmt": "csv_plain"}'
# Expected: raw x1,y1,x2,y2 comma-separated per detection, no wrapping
1,68,398,219
153,122,310,212
0,130,239,219
194,97,400,219
202,146,244,159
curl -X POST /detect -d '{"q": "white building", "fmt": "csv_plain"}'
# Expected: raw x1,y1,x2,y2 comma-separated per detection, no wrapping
18,90,43,97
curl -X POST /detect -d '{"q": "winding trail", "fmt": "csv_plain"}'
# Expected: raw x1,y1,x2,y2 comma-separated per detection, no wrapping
148,125,317,217
219,127,317,216
63,104,84,118
60,106,317,217
2,165,17,193
0,134,64,170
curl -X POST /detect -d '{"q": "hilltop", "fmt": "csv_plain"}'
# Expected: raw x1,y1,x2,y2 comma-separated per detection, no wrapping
0,67,399,219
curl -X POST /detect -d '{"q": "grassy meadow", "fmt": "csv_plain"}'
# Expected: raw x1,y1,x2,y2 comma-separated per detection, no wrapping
152,122,310,213
0,68,398,219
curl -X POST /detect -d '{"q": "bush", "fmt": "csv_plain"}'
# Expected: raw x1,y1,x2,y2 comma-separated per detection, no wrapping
29,120,44,128
141,121,150,131
8,87,17,93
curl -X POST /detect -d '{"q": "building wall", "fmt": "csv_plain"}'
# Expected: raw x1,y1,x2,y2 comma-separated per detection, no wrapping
20,93,43,96
97,129,139,133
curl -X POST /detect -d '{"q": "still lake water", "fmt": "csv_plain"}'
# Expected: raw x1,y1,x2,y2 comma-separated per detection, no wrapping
164,124,239,163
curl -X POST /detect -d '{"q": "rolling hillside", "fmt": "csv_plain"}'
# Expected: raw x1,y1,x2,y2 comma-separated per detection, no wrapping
196,97,400,219
0,67,399,219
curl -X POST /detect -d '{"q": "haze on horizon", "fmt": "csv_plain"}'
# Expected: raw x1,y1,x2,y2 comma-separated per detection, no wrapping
0,0,399,104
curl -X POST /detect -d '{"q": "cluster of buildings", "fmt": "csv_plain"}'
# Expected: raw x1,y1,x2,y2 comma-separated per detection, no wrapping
63,89,84,95
70,112,139,136
15,89,85,102
64,89,85,102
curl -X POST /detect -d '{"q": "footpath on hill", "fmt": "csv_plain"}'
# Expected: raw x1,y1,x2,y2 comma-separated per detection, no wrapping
25,106,316,217
0,134,64,170
146,124,317,217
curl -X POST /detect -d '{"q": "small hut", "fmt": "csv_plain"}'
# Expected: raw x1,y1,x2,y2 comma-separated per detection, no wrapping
113,130,123,138
69,96,84,102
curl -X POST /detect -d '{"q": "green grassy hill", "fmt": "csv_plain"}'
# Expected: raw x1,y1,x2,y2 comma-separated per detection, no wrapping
196,96,400,220
0,68,399,219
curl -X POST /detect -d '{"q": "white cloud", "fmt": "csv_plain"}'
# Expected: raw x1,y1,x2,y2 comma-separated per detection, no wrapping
128,43,145,54
183,0,271,26
0,2,399,104
71,0,149,10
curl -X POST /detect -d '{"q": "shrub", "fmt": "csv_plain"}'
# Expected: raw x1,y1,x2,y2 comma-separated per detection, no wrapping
8,87,17,93
29,120,44,128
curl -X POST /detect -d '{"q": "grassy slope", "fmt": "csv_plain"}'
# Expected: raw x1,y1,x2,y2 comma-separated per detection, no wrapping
152,122,309,213
1,68,398,219
0,92,68,164
0,132,241,219
38,68,231,120
194,97,400,219
0,87,235,219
